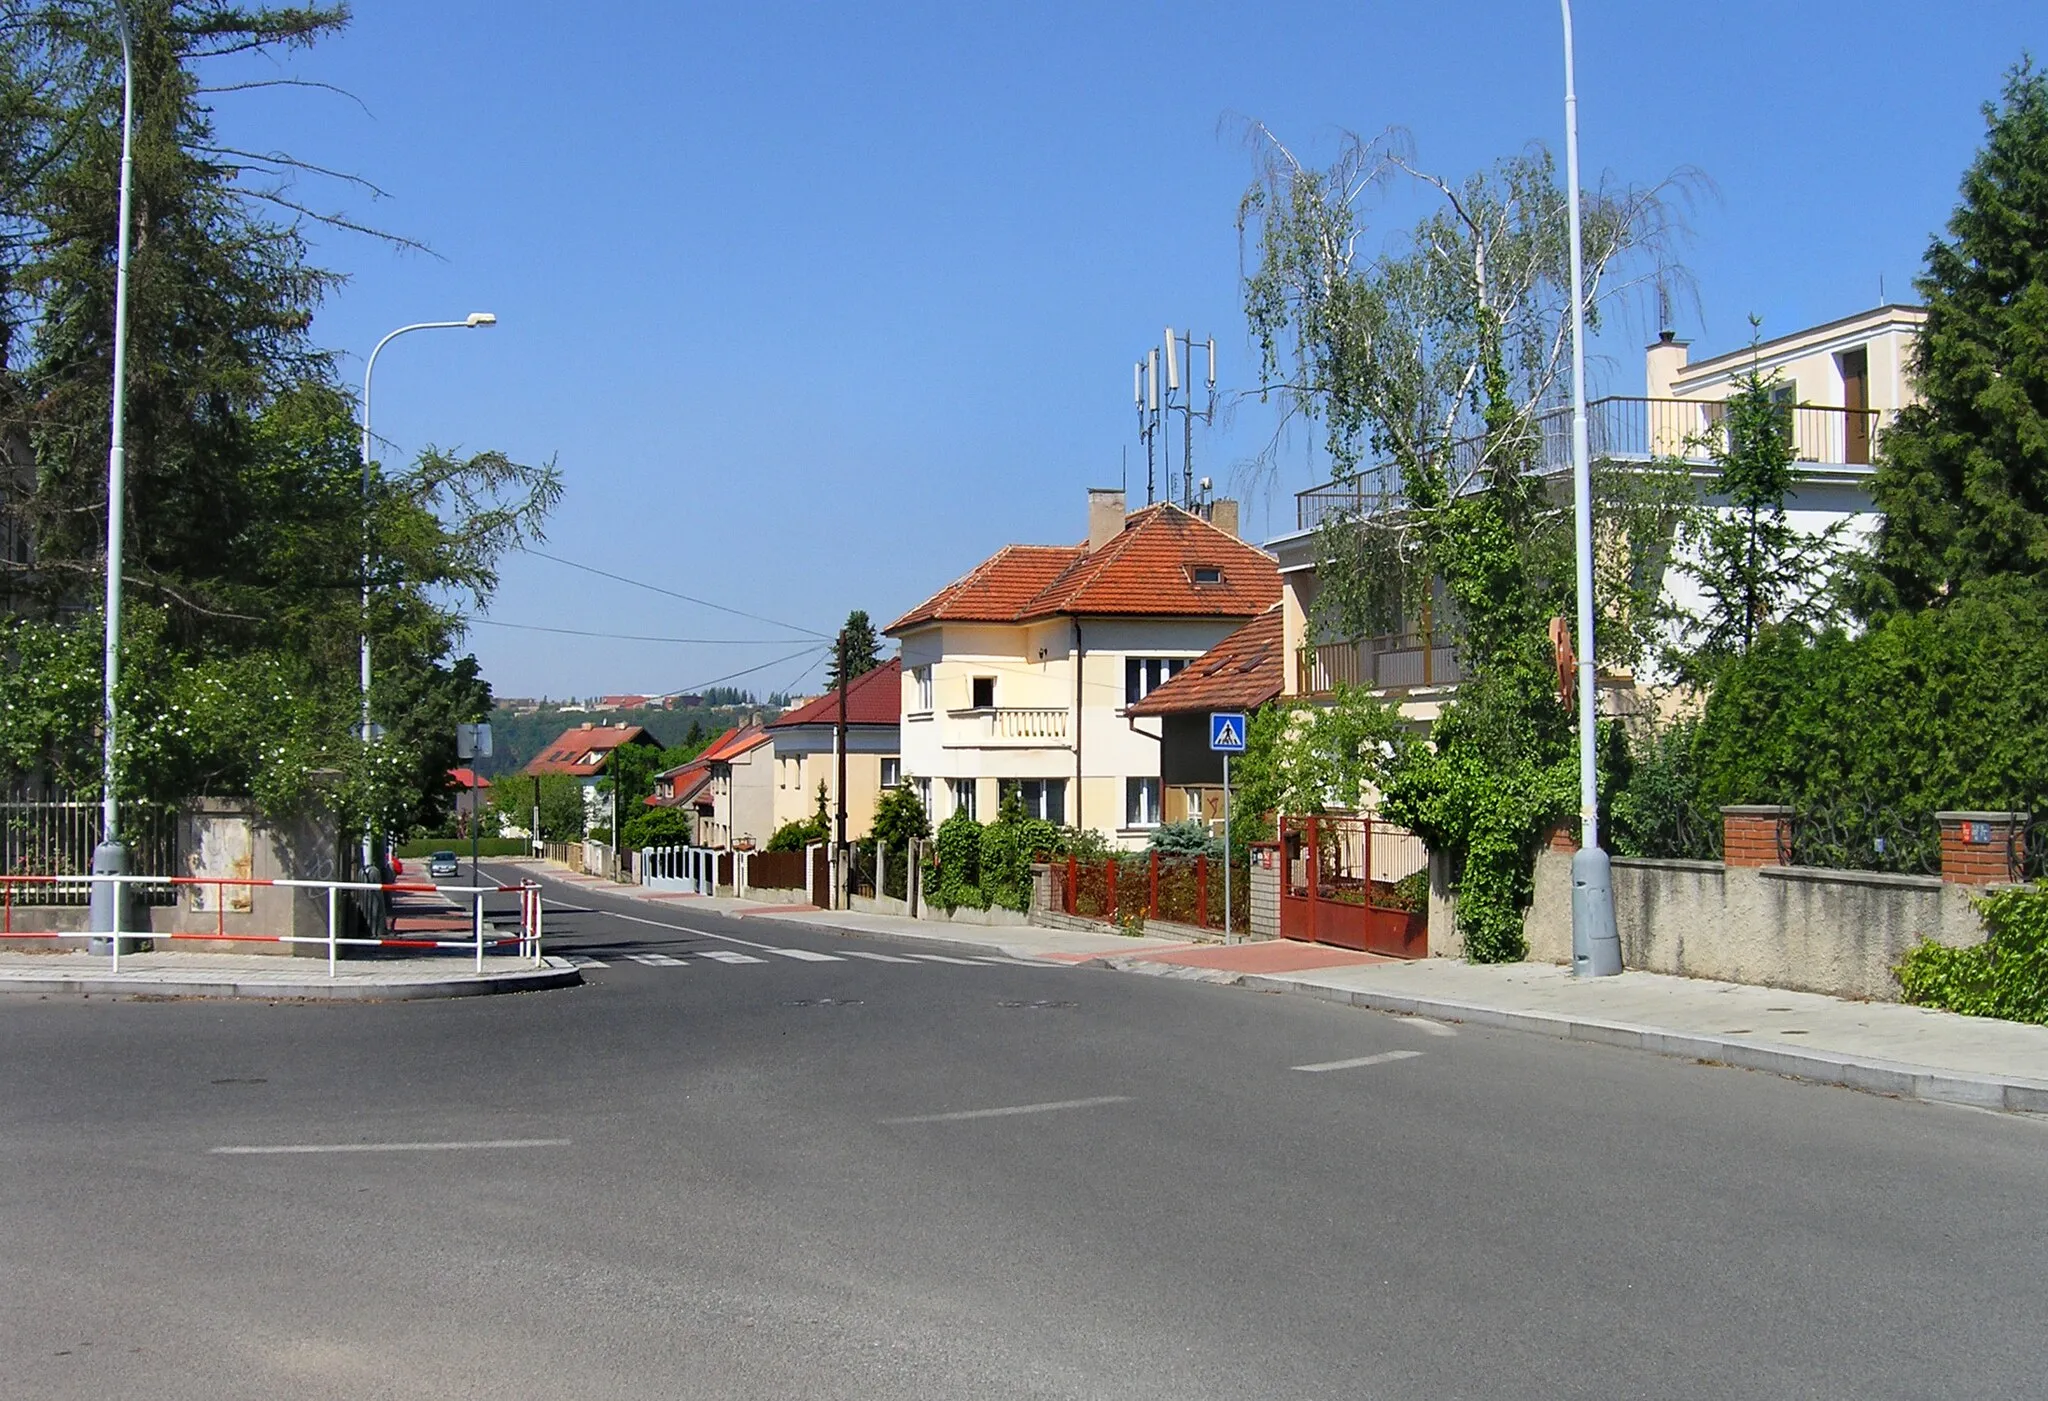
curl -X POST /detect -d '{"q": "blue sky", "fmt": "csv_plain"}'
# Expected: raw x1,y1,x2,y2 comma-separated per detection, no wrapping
208,1,2043,703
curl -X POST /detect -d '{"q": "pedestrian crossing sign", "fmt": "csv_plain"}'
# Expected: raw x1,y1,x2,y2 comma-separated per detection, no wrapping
1209,712,1248,753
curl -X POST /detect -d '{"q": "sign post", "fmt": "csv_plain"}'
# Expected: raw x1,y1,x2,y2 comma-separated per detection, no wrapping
1209,712,1248,944
456,722,493,887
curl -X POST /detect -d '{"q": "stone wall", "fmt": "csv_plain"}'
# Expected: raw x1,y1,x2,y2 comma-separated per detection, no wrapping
1524,846,1983,1001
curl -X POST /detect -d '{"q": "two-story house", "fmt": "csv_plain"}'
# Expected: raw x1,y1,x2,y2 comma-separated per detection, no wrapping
1273,303,1928,717
887,490,1280,847
522,721,666,828
766,659,902,841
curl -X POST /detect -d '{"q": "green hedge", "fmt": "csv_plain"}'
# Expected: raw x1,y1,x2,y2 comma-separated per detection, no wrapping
395,836,534,858
1898,884,2048,1024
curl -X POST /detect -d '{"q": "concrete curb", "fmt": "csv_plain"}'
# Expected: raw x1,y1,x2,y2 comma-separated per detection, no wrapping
0,956,584,1002
1226,971,2048,1115
742,907,1170,964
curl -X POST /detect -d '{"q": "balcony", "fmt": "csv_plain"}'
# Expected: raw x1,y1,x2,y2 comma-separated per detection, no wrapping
1296,396,1886,531
943,706,1070,747
1297,633,1462,697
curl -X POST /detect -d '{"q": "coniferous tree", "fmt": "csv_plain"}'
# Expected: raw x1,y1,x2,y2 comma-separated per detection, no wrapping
1863,61,2048,612
827,608,881,687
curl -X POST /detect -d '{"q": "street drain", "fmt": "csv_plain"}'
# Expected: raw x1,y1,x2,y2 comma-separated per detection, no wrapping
782,998,863,1008
997,1000,1078,1010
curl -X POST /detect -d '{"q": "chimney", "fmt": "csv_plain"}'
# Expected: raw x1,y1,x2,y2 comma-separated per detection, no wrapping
1645,328,1689,399
1087,487,1126,552
1206,498,1240,539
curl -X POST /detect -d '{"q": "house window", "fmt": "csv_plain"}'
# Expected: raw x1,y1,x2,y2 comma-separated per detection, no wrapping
971,676,996,710
911,666,934,712
915,777,932,814
1125,657,1188,705
1001,778,1066,824
1183,787,1208,822
1190,565,1224,586
1125,777,1162,828
950,778,978,820
880,756,902,788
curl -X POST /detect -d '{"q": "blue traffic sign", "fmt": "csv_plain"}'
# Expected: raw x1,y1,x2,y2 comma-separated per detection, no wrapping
1209,711,1248,753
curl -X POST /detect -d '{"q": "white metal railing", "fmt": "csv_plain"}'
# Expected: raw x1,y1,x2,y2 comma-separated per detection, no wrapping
641,844,720,896
0,872,545,976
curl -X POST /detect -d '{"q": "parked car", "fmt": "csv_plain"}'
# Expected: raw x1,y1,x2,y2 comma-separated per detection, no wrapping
427,850,460,879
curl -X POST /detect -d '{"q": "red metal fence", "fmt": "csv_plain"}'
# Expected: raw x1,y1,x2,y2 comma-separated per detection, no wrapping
1057,851,1247,934
1278,813,1428,957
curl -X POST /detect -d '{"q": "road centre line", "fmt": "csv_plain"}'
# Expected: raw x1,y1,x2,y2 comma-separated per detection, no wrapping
212,1139,571,1155
1292,1050,1425,1073
882,1095,1132,1125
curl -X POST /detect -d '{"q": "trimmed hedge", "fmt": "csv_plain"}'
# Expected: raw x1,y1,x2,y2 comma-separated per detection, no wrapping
395,836,533,858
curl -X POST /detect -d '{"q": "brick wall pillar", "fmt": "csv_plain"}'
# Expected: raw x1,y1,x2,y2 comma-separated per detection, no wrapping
1543,821,1581,855
1721,806,1792,868
1935,811,2026,886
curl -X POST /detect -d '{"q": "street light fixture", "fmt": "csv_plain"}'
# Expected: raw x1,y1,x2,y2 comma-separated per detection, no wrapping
88,0,139,945
357,313,497,873
1560,0,1622,977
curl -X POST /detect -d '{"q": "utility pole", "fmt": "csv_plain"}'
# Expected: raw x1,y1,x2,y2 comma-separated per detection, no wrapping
835,627,849,908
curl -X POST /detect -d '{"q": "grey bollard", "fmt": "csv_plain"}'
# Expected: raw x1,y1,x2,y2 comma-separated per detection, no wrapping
1571,845,1623,977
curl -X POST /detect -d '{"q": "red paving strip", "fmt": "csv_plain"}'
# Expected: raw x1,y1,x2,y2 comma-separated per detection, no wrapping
1125,941,1393,973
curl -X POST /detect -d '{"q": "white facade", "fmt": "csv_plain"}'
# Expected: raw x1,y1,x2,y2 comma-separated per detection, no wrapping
896,616,1244,848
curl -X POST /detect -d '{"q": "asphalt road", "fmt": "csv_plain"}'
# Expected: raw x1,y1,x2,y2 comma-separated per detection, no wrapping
4,864,2045,1400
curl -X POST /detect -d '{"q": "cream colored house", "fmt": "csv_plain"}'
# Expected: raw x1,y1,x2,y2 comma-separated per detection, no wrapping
1272,303,1927,714
698,724,774,851
766,659,901,841
887,491,1280,848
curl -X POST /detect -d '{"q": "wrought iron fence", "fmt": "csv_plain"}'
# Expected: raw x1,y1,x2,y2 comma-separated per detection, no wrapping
1614,802,1723,862
0,794,180,905
1784,801,1940,876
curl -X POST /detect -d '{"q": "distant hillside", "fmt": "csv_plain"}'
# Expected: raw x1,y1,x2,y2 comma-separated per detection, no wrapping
478,702,780,778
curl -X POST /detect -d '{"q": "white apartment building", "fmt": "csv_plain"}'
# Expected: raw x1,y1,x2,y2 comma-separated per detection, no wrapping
887,490,1280,848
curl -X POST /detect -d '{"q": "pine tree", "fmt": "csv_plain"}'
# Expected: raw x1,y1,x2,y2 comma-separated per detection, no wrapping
826,608,882,687
1864,61,2048,612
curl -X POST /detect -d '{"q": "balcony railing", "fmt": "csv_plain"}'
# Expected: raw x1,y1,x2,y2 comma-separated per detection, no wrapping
1296,396,1886,531
943,706,1070,746
1296,633,1462,696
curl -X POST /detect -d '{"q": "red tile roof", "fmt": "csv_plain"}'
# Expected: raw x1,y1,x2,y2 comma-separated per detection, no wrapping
447,767,491,791
886,505,1278,631
768,658,901,728
1126,606,1284,717
522,722,658,777
700,722,770,763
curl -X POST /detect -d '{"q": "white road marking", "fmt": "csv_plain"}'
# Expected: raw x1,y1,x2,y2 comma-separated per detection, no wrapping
1401,1017,1459,1038
1292,1050,1425,1073
839,950,919,964
909,953,995,966
767,947,844,961
882,1095,1131,1125
566,955,609,968
626,952,686,966
972,955,1053,967
698,949,767,964
212,1139,571,1155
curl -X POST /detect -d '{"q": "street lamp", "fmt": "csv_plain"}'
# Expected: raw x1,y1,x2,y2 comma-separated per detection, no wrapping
357,313,497,872
1560,0,1622,976
88,0,139,945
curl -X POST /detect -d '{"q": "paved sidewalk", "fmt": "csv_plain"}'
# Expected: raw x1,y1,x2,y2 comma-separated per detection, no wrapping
0,950,580,1001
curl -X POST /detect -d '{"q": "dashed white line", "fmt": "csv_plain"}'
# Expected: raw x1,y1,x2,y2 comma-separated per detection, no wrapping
212,1139,571,1155
838,950,919,964
909,953,996,966
1402,1017,1459,1038
566,955,609,968
625,952,686,966
1292,1050,1425,1073
697,950,767,964
881,1095,1131,1125
767,947,844,962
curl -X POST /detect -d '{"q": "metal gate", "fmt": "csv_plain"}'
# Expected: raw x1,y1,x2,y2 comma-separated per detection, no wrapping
1278,813,1428,957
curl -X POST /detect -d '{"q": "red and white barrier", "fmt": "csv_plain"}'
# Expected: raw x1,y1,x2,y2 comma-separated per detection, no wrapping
0,873,545,976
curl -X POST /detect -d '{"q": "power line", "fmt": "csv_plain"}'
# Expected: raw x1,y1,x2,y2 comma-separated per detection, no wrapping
670,644,831,698
471,620,798,645
519,548,829,639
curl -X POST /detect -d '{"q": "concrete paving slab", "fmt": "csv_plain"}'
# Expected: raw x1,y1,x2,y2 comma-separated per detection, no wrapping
0,950,581,1001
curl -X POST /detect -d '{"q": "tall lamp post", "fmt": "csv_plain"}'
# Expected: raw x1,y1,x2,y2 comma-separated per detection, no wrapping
88,0,139,945
358,313,496,873
1560,0,1622,977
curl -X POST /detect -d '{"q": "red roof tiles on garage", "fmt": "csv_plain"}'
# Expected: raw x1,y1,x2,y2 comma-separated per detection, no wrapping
1125,606,1284,717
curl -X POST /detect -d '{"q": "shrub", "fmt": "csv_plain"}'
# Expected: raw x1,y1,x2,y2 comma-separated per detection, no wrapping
931,810,986,910
871,785,931,850
766,816,826,852
1148,818,1222,857
1898,883,2048,1024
